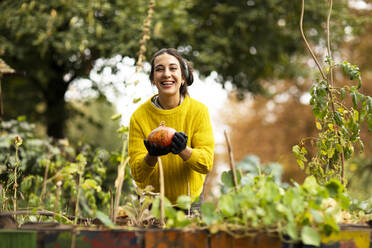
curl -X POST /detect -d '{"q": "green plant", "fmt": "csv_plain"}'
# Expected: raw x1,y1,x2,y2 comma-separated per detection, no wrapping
200,170,349,247
293,0,372,185
151,194,194,229
120,185,156,227
0,118,133,223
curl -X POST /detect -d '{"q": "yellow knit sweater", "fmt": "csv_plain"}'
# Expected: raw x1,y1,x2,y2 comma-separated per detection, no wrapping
128,95,214,203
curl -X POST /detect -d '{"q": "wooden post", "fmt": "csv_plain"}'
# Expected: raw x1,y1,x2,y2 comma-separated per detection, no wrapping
157,156,165,227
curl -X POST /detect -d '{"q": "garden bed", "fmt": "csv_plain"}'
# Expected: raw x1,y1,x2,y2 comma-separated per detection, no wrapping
1,223,371,248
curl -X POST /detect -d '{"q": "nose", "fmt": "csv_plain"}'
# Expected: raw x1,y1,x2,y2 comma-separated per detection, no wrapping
163,68,171,77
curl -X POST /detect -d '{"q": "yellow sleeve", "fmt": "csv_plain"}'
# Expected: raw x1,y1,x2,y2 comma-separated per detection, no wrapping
185,105,214,174
128,113,155,184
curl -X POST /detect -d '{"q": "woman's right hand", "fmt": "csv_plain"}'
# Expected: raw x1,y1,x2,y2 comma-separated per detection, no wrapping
144,140,171,156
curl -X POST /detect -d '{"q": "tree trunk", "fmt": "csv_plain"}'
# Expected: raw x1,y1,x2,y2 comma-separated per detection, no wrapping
45,80,68,139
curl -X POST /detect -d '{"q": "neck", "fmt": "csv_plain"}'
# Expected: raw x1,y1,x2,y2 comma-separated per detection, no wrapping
158,94,181,109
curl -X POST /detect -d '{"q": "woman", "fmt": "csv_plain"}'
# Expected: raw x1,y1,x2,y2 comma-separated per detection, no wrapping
128,48,214,205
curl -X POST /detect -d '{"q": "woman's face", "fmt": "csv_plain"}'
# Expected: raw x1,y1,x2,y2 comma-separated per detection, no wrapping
153,53,184,98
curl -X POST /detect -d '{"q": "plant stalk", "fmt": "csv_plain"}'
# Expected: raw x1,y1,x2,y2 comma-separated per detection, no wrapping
299,0,327,80
41,151,51,208
300,0,345,184
54,181,62,221
13,144,19,219
224,130,238,190
113,157,129,222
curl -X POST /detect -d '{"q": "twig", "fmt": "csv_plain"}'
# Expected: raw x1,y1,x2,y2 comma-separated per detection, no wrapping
224,130,238,190
157,156,165,227
299,0,327,80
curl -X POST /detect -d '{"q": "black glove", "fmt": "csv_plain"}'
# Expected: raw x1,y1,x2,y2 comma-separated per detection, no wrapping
171,132,188,154
144,140,171,156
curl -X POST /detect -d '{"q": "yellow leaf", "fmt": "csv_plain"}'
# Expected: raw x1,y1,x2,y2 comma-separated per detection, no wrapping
315,121,322,130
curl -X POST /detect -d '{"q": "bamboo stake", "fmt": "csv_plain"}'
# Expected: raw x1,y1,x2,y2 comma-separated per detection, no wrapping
157,156,165,226
224,130,238,190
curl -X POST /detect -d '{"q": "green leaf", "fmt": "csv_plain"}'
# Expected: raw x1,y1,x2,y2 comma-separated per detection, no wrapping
95,210,116,228
221,171,235,189
174,211,192,227
351,91,358,108
151,197,160,218
285,222,299,240
310,209,324,223
201,202,218,225
81,179,98,190
340,88,345,100
176,195,192,210
218,194,236,217
301,226,321,246
334,112,343,126
325,179,343,197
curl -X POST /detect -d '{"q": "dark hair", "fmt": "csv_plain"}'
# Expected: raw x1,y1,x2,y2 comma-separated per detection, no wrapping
149,48,194,97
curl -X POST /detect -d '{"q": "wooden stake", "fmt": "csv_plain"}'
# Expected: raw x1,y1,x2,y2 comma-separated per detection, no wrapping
187,181,190,216
113,157,129,222
224,130,238,190
157,156,165,226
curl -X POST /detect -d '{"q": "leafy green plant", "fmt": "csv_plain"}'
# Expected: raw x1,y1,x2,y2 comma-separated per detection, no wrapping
0,118,134,223
151,194,194,229
201,171,349,247
120,185,156,227
293,0,371,184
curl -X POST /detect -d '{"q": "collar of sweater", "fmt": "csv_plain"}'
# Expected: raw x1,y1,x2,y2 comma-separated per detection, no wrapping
148,94,190,115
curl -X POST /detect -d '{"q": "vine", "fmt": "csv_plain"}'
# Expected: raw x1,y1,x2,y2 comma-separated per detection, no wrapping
293,0,372,185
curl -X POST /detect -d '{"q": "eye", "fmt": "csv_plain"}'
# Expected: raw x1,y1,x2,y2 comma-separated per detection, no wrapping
170,67,178,71
155,68,164,72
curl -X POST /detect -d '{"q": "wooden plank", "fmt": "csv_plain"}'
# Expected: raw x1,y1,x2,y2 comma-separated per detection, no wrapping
145,229,208,248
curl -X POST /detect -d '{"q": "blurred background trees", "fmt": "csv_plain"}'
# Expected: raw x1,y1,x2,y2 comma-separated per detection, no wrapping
0,0,348,138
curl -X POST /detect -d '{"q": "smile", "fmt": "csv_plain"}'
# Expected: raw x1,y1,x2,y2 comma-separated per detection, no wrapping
160,81,174,85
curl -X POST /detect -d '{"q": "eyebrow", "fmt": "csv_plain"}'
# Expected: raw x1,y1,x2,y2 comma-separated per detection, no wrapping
155,63,179,68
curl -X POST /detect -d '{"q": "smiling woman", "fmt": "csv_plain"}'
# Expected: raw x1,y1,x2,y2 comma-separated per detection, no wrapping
128,48,215,209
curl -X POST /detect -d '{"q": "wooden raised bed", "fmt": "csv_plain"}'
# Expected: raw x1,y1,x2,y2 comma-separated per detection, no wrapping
0,223,371,248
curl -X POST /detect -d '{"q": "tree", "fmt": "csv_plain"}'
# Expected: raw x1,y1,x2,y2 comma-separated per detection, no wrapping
0,0,348,138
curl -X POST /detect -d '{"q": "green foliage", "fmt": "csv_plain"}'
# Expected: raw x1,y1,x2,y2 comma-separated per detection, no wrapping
151,194,193,228
121,185,156,227
294,59,371,184
346,156,372,201
293,1,371,185
201,172,349,246
66,98,122,151
0,118,134,219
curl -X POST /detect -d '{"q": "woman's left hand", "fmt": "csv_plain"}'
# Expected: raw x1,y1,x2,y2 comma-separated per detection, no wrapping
171,132,188,154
